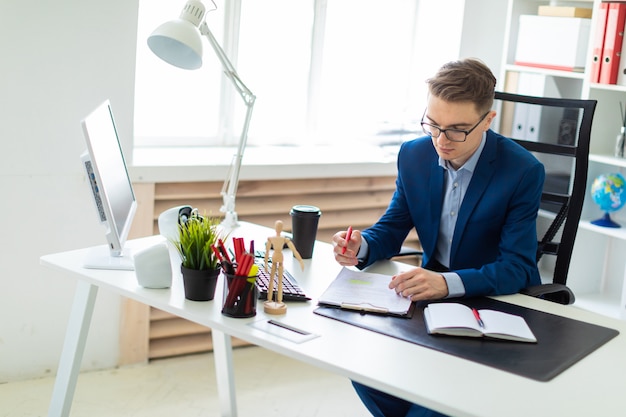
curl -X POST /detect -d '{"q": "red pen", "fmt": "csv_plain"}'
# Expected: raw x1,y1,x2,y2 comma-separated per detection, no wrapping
472,308,485,328
342,226,353,255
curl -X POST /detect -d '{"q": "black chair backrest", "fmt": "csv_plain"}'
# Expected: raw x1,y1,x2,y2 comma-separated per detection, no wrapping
493,91,596,287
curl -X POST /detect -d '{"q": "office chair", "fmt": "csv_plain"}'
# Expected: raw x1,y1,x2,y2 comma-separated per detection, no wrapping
495,91,596,304
394,91,596,305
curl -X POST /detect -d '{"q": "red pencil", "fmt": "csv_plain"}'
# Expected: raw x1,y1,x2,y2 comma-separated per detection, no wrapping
472,308,485,328
342,226,353,255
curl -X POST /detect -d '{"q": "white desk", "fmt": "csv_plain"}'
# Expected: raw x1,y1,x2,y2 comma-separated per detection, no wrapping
42,222,626,417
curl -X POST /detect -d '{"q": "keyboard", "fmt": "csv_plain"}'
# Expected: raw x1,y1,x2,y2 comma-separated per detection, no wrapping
255,260,310,302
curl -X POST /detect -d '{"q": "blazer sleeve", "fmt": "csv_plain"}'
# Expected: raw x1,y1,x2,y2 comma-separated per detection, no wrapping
359,138,438,268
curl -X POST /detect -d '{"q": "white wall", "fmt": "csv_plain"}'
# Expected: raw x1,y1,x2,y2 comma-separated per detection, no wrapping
459,0,508,79
0,0,139,381
412,0,508,100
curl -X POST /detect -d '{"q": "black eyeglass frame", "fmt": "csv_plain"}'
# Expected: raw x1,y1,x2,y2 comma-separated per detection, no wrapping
420,109,490,143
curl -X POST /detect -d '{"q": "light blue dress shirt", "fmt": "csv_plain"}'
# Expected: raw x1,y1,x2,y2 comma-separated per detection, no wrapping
436,133,487,297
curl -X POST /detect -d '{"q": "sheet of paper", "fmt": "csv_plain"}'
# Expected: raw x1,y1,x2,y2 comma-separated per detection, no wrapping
318,267,412,315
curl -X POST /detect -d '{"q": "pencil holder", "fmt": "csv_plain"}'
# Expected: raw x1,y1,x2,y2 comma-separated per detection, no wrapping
221,273,257,318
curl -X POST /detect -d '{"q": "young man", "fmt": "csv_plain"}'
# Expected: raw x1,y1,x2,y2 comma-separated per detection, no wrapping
332,58,544,417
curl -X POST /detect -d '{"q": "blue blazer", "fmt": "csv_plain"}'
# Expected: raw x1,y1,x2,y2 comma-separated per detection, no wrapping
361,130,544,297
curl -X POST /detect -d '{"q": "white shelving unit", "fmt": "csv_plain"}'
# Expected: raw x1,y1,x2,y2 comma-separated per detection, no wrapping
500,0,626,319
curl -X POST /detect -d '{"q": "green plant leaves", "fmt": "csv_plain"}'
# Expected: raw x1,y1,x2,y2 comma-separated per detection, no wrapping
173,215,223,270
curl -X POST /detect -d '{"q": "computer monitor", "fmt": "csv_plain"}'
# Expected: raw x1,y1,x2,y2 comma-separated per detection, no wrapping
80,100,137,270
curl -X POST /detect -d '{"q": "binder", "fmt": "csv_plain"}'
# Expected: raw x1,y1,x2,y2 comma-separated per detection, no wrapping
526,102,541,142
318,267,414,317
599,2,626,84
590,2,610,83
511,85,530,141
524,74,543,142
511,73,558,141
617,11,626,85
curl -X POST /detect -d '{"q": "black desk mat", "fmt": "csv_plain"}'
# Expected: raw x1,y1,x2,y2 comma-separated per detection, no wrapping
314,297,619,381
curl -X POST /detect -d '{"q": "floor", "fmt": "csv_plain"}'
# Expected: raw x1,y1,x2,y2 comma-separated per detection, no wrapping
0,346,370,417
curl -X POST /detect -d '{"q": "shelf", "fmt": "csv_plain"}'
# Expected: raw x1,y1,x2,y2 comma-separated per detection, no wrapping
589,153,626,168
541,210,626,245
574,293,624,320
504,64,586,80
579,219,626,240
501,0,626,321
535,208,621,237
589,83,626,93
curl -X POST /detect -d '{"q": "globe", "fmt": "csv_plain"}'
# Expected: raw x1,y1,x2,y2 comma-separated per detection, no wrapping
590,172,626,228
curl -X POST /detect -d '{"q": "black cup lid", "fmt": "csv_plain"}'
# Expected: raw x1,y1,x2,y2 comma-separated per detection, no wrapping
290,205,321,216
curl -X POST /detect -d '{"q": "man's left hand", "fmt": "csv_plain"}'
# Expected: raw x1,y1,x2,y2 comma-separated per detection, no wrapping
388,267,449,301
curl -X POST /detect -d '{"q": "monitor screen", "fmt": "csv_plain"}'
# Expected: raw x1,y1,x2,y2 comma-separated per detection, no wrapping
81,100,137,270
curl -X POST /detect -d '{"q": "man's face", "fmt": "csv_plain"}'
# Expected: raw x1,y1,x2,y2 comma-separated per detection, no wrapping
423,95,494,169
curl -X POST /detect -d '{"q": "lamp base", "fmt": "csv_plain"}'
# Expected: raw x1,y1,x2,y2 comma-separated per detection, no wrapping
220,211,239,230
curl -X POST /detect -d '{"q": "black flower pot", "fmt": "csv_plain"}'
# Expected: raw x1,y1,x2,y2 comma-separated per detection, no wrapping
181,265,220,301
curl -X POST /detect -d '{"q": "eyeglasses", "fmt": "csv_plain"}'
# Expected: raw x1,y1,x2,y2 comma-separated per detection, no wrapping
420,110,490,142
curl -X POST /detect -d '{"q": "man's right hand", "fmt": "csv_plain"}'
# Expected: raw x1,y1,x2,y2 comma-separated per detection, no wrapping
332,228,361,266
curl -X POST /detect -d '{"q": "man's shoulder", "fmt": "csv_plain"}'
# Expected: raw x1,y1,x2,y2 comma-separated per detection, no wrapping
402,135,432,148
399,136,436,156
397,137,438,169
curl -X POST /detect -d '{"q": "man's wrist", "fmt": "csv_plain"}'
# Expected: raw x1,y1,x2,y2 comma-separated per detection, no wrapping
441,272,465,298
356,237,369,260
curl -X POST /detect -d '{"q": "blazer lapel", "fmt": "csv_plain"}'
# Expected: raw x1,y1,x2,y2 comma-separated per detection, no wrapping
450,134,497,260
426,159,445,255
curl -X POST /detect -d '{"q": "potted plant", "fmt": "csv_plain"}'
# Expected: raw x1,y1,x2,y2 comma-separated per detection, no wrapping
173,212,225,301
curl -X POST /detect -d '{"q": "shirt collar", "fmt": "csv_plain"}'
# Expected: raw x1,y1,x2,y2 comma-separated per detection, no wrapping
438,131,487,173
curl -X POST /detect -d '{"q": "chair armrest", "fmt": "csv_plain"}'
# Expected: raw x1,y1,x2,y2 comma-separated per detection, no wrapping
388,246,423,266
520,283,575,305
394,246,423,257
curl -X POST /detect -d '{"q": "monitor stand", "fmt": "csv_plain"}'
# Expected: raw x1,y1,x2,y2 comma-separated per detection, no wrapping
83,246,134,270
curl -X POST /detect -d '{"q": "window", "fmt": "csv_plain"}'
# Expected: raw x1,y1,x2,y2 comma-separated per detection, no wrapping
134,0,462,149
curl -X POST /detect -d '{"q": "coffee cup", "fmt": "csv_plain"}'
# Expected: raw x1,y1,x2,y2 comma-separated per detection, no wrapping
289,205,322,259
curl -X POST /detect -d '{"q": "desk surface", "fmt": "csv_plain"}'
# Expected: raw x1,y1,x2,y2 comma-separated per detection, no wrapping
41,222,626,417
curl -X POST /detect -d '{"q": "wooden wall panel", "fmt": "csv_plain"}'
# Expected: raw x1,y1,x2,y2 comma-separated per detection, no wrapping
119,183,154,365
151,177,401,245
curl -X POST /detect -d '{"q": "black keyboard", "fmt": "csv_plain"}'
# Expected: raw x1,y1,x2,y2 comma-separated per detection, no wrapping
255,261,310,302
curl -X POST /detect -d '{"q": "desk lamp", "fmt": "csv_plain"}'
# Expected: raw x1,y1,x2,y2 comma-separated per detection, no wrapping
147,0,256,229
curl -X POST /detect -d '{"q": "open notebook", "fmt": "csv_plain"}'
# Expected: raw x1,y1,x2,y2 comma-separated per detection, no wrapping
424,302,537,342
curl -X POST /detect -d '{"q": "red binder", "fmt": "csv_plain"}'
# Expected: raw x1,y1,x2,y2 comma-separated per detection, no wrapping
590,2,609,83
600,2,626,84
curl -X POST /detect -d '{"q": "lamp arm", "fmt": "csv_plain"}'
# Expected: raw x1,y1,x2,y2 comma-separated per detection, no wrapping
199,23,254,104
220,96,254,228
199,22,256,229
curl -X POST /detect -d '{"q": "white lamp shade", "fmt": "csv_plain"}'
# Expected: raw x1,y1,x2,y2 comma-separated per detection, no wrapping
147,19,203,70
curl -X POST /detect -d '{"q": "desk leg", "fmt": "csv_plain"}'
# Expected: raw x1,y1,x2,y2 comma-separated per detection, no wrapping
48,281,98,417
211,328,237,417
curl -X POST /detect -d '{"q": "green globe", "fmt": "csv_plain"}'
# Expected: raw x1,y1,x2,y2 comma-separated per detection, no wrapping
591,173,626,228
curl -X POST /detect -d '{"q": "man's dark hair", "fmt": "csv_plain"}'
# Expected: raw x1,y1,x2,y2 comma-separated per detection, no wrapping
426,58,496,114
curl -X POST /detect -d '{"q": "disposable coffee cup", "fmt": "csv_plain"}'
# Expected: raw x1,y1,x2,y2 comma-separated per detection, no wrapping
290,205,322,259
